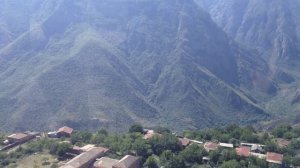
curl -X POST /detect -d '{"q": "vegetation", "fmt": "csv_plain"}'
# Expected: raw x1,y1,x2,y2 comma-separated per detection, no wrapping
1,124,300,167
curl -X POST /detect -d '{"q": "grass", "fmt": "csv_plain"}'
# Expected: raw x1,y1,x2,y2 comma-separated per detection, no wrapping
7,152,59,168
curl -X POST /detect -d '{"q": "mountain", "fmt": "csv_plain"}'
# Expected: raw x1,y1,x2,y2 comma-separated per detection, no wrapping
0,0,271,132
196,0,300,123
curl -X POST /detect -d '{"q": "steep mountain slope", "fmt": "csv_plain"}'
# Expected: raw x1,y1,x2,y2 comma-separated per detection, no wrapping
196,0,300,122
196,0,300,62
0,0,270,131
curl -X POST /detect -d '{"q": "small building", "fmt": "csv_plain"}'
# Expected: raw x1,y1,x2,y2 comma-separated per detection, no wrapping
250,144,264,153
60,147,109,168
204,142,219,152
266,152,283,165
112,155,141,168
143,130,159,140
235,147,251,157
178,138,191,148
94,157,120,168
219,143,234,148
7,133,34,144
57,126,74,137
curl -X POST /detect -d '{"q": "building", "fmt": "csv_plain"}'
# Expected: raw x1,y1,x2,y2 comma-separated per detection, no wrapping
219,143,234,148
235,147,251,157
250,144,264,153
7,133,34,144
57,126,74,137
112,155,141,168
143,130,159,140
266,152,283,165
204,142,219,152
93,157,120,168
178,138,191,148
61,147,109,168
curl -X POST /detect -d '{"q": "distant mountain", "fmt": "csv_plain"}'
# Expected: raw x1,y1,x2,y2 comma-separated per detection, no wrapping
196,0,300,124
0,0,271,132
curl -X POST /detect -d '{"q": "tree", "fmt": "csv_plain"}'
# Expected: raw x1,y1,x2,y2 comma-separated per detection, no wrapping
132,138,151,158
144,155,159,168
149,134,180,155
179,144,207,164
71,131,93,145
129,124,144,133
219,160,240,168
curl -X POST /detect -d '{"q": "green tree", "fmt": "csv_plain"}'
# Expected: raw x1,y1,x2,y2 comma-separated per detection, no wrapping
179,144,207,164
144,155,159,168
129,124,144,133
219,160,240,168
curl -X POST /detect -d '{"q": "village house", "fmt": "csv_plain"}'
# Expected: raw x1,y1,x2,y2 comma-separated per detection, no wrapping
7,133,34,144
57,126,74,137
112,155,141,168
178,138,191,148
143,130,159,140
48,126,74,138
266,152,283,165
204,142,219,152
235,147,251,157
60,147,109,168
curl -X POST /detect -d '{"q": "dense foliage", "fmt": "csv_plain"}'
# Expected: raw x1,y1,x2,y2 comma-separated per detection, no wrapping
2,124,300,167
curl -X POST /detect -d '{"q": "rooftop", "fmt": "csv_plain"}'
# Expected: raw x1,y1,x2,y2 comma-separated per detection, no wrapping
58,126,74,135
266,152,283,164
8,133,30,140
113,155,140,168
235,147,251,157
178,138,191,147
61,147,109,168
204,142,219,151
219,143,234,148
94,157,120,168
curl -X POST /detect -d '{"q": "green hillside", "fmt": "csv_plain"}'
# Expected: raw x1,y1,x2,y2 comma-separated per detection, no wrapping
0,0,275,132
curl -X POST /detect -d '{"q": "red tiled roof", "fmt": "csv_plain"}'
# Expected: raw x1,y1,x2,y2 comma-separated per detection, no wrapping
8,133,29,140
266,152,283,164
204,142,219,151
58,126,73,135
235,147,251,157
179,138,191,147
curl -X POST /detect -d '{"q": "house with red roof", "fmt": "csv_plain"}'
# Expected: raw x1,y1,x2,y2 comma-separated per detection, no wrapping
57,126,74,137
266,152,283,165
235,147,251,157
7,133,34,144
